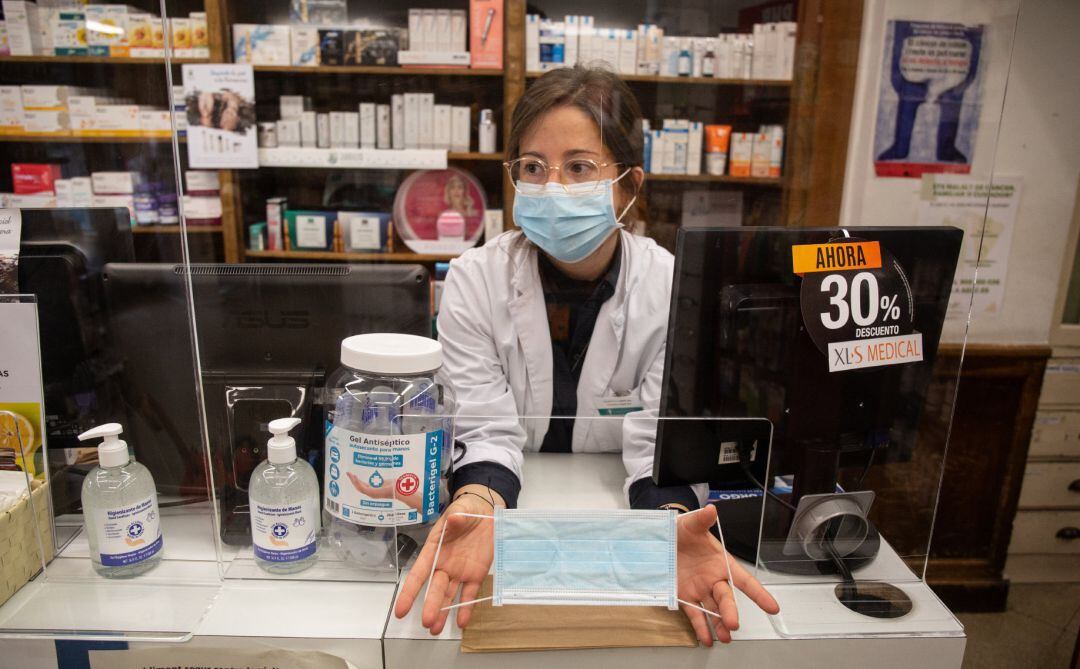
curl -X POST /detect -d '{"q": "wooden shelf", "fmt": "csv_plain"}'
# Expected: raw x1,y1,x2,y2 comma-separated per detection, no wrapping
449,152,503,161
526,71,791,87
246,249,457,263
647,174,783,186
253,64,503,77
0,55,209,65
0,134,183,144
132,226,223,234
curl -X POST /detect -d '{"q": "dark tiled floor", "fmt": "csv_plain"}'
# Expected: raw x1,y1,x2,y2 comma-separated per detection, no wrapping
958,584,1080,668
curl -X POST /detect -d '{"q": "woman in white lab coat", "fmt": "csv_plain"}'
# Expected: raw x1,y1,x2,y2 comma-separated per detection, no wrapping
394,65,779,644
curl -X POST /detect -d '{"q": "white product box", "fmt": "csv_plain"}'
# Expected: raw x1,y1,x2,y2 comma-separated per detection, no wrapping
22,109,69,134
418,92,434,149
276,118,301,147
234,24,290,65
2,1,41,56
91,171,138,195
341,211,383,251
69,177,92,206
10,192,57,208
740,34,753,79
359,103,375,149
375,104,390,149
190,11,209,58
185,170,220,192
408,9,423,51
433,104,451,151
266,197,286,250
525,14,540,72
664,122,689,174
420,9,436,52
751,131,771,177
182,195,222,219
635,24,649,74
290,25,319,66
781,22,797,80
601,29,620,71
687,121,703,176
692,37,707,78
93,104,140,134
52,10,87,56
649,130,664,174
328,111,347,148
280,95,308,120
0,86,24,133
54,178,73,207
85,5,129,56
661,36,679,76
0,23,8,56
434,9,451,53
345,110,361,148
391,94,405,150
564,15,578,67
316,113,329,148
767,125,784,177
618,29,637,75
729,132,754,177
403,93,420,149
295,214,327,248
451,106,470,152
171,17,192,58
21,85,77,111
451,10,466,53
138,109,172,134
300,111,316,147
537,20,564,71
578,16,595,65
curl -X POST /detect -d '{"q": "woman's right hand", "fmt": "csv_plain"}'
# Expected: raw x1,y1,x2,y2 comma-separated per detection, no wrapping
393,486,500,634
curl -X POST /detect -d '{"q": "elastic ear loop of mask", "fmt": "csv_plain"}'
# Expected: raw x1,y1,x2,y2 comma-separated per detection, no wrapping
431,509,734,620
674,506,736,622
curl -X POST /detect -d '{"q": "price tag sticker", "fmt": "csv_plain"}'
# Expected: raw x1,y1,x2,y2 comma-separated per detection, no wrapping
796,239,922,373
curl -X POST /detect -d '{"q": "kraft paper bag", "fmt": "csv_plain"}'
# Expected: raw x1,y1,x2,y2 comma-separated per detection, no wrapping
461,576,698,653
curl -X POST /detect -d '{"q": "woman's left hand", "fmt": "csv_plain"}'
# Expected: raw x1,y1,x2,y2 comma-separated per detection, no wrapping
676,504,780,646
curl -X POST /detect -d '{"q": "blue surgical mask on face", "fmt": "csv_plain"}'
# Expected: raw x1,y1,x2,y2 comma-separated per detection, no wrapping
492,508,678,608
512,170,637,264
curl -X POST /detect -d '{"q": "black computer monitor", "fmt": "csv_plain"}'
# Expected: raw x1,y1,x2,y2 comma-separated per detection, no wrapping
16,208,135,513
103,263,431,542
654,227,962,573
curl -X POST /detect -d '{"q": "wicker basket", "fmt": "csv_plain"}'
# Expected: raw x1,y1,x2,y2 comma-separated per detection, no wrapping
0,479,55,608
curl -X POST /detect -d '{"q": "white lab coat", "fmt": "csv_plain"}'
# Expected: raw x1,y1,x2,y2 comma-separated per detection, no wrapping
437,229,707,503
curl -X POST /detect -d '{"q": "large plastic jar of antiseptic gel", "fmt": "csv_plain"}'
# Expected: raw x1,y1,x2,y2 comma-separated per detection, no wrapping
323,333,455,570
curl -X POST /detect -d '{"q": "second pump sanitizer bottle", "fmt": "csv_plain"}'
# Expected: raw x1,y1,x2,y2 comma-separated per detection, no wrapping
249,417,320,574
78,423,164,578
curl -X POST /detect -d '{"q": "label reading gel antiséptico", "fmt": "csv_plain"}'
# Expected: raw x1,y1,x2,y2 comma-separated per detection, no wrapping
98,495,163,567
324,424,443,527
250,498,318,562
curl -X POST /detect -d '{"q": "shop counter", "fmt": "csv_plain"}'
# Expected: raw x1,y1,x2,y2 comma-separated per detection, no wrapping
383,453,967,669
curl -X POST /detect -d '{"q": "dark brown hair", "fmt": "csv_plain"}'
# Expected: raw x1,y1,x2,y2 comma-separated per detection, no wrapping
507,65,644,203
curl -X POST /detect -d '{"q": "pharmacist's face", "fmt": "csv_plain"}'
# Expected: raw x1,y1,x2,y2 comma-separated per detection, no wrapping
518,106,634,212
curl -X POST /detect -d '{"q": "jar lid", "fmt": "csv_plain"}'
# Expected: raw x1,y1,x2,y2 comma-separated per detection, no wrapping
341,333,442,375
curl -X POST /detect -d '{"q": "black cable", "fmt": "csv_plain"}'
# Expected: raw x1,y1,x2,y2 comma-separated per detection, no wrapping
851,446,877,491
738,441,798,512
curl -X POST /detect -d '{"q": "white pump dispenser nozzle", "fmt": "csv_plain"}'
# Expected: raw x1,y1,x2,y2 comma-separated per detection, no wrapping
267,417,302,464
77,423,130,468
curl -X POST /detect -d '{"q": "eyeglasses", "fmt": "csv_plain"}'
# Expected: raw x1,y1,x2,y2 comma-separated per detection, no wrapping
504,157,622,195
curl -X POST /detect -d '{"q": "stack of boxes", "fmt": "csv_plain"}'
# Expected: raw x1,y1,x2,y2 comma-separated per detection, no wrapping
233,0,503,69
645,120,784,178
526,16,796,80
0,2,208,59
262,94,473,152
0,85,174,137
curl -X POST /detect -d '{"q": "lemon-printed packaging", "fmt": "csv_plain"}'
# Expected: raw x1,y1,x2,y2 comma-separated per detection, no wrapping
171,17,192,58
126,12,155,57
190,12,209,58
51,10,87,56
85,5,130,57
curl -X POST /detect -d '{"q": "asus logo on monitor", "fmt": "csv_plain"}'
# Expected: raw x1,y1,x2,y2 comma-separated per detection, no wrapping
225,310,310,329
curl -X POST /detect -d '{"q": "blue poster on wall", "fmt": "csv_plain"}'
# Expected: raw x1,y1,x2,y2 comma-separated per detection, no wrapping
873,20,984,178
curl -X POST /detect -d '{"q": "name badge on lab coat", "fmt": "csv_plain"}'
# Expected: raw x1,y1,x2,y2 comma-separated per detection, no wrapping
596,394,643,416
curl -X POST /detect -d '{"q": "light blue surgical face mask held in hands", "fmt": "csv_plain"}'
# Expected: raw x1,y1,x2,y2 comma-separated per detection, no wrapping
512,169,637,264
429,507,731,620
493,508,678,607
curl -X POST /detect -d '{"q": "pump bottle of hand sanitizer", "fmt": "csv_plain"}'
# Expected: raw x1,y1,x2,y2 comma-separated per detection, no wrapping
78,423,163,578
249,417,320,574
